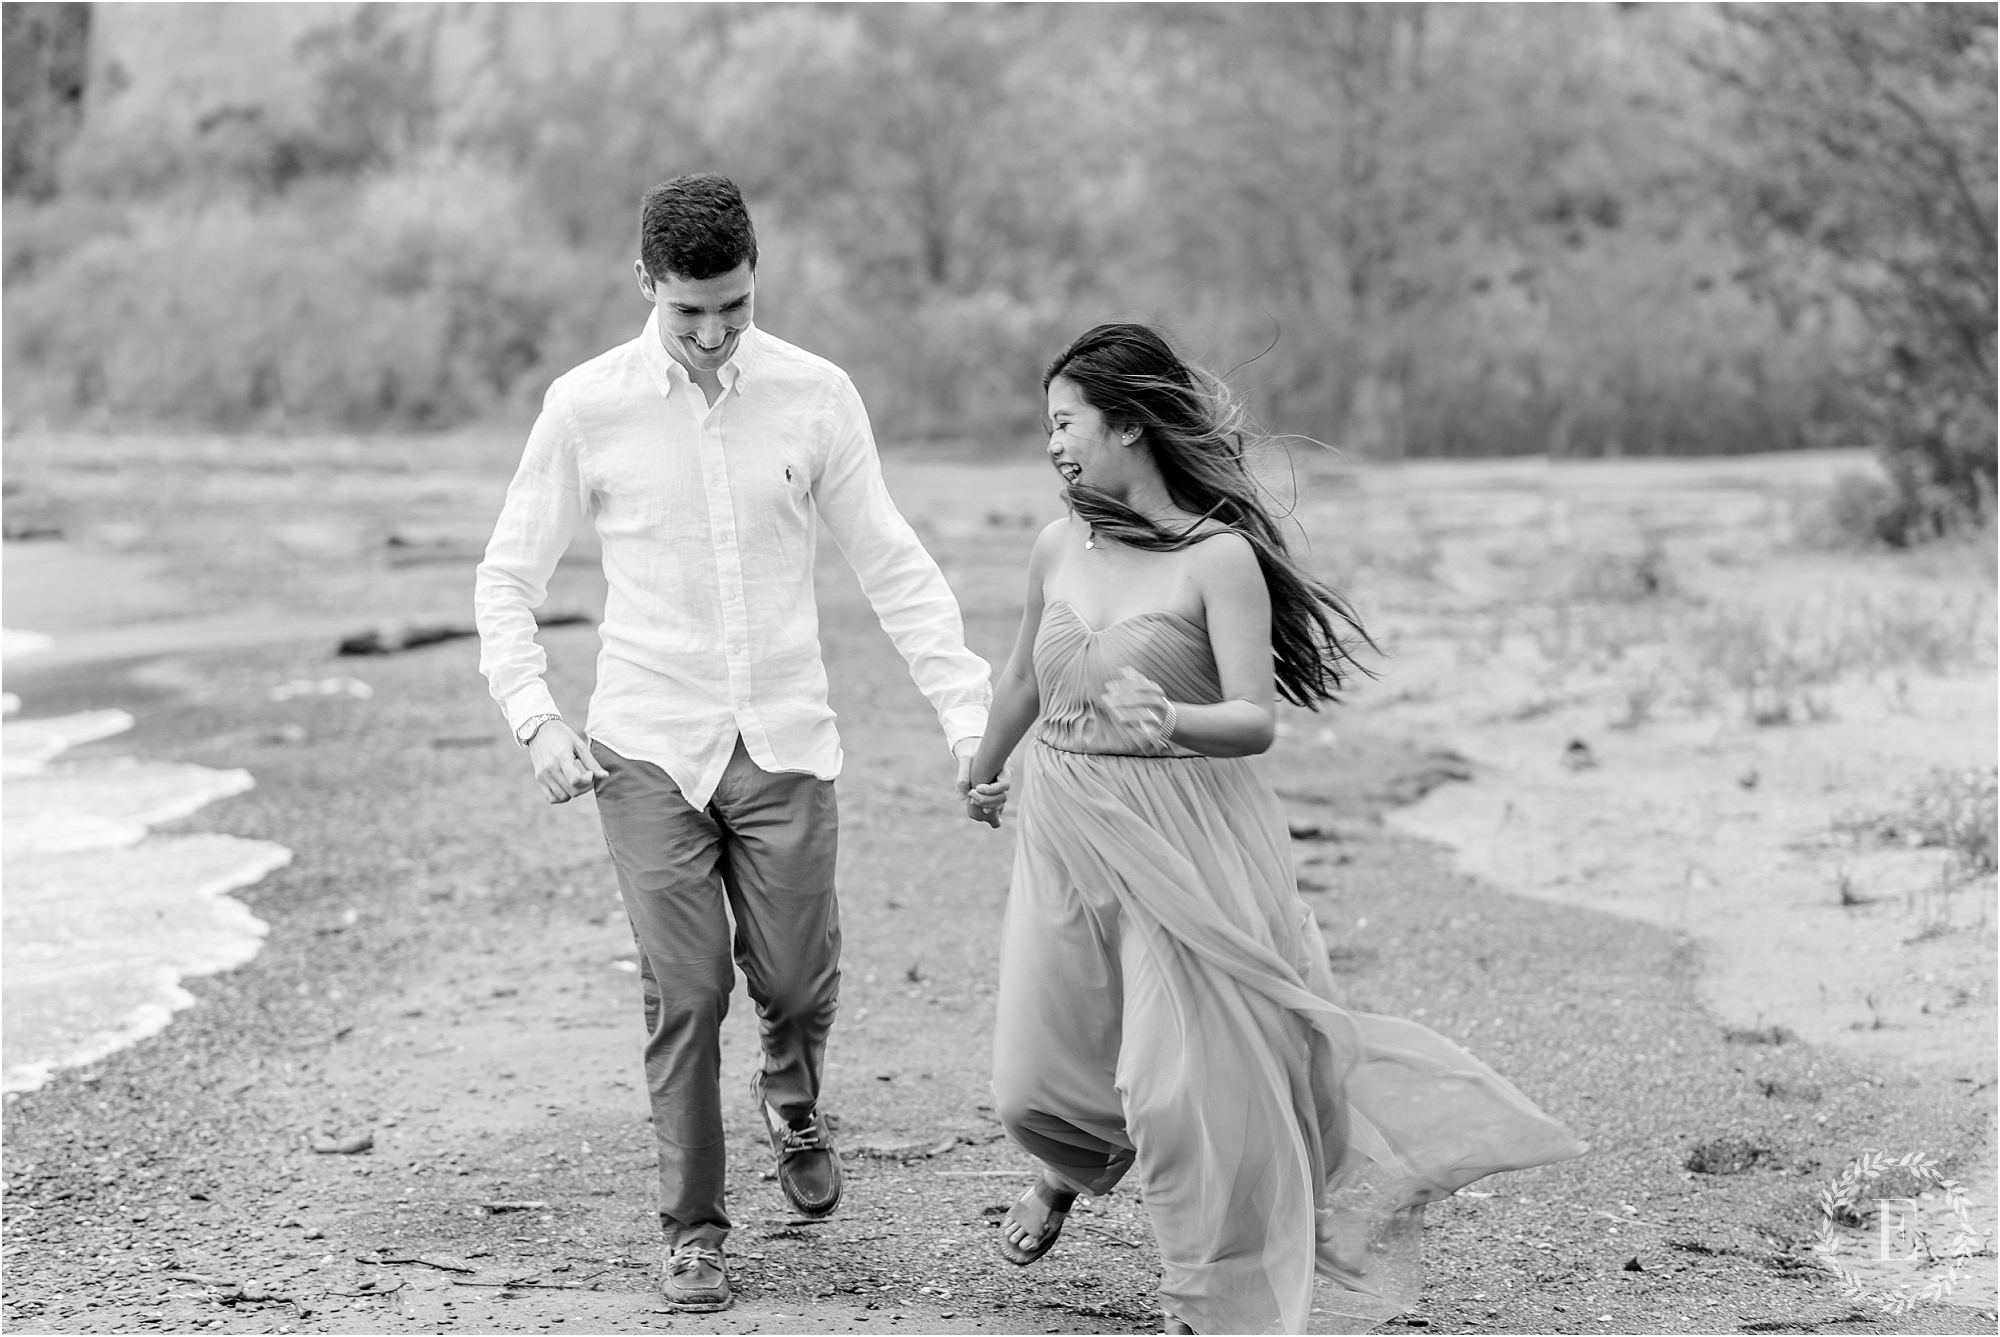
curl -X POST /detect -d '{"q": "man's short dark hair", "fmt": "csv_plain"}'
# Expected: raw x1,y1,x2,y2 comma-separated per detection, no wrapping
640,174,758,281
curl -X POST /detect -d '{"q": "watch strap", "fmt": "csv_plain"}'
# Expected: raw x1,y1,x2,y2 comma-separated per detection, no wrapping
515,713,562,747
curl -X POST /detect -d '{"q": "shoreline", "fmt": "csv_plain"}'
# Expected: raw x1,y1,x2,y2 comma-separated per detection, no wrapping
1,638,296,1095
3,443,1993,1333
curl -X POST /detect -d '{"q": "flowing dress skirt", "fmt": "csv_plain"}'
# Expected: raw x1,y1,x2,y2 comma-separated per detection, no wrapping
993,741,1586,1335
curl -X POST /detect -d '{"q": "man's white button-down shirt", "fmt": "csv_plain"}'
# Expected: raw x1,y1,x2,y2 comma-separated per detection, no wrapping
475,314,992,810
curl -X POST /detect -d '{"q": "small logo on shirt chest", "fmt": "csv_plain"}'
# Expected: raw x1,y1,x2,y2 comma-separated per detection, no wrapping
784,466,793,482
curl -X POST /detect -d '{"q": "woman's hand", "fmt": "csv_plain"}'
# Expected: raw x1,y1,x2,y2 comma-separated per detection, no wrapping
1101,666,1172,748
965,777,1009,828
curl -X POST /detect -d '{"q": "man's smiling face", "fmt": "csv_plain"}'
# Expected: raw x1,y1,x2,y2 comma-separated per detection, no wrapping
637,260,755,377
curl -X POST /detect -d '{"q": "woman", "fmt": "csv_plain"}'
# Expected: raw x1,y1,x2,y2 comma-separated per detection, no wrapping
962,324,1586,1335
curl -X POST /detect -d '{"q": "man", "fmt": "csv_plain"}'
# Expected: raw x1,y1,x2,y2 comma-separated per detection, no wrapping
474,173,992,1313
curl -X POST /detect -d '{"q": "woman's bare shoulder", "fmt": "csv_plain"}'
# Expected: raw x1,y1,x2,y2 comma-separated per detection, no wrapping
1186,524,1258,570
1186,526,1266,605
1026,516,1077,583
1031,516,1078,559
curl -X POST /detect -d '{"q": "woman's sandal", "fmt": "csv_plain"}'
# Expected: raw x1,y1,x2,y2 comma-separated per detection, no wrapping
1162,1318,1195,1335
996,1175,1078,1266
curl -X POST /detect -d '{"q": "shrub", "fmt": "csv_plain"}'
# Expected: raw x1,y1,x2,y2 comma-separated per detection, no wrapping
3,160,602,428
1807,472,1908,549
1704,5,1998,540
1688,606,1846,726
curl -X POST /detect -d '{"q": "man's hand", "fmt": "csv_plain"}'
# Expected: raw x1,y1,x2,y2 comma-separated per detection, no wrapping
954,735,1007,828
527,719,608,804
953,736,982,802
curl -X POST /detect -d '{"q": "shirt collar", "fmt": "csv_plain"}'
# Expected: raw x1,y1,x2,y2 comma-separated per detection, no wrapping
639,310,757,400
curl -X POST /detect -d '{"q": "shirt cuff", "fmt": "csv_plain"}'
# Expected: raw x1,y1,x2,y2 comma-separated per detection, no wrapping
942,706,988,756
503,682,564,737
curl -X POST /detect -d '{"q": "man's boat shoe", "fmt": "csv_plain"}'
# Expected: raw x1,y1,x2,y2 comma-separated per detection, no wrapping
763,1102,843,1219
661,1242,730,1312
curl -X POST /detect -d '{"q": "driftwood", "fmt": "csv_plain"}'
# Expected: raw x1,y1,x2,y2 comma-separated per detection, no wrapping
339,611,590,656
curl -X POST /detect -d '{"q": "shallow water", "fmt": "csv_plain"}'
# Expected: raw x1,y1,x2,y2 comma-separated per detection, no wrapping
1,639,291,1093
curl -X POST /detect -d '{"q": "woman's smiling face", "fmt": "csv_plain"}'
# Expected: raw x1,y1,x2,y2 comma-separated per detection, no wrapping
1045,375,1139,494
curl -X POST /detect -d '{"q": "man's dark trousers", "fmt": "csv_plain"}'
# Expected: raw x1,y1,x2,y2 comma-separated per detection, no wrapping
592,737,840,1249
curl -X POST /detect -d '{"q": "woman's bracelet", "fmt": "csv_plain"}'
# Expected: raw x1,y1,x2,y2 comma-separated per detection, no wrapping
1155,701,1178,749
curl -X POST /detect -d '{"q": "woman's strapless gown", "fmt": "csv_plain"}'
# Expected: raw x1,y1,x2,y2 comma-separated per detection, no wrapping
991,600,1586,1335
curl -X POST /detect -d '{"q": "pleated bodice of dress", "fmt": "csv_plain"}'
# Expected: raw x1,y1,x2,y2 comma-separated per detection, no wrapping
1034,600,1219,754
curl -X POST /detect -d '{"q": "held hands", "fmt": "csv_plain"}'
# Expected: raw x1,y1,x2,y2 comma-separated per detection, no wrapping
1101,665,1173,749
955,734,1008,828
527,719,607,804
964,777,1009,828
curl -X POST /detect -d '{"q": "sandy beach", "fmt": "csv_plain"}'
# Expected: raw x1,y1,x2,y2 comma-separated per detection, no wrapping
2,432,1992,1333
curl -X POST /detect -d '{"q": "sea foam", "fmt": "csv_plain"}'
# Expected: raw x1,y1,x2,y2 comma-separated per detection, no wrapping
1,694,292,1093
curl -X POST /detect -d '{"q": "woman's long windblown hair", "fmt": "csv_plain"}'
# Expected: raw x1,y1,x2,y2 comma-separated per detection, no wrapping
1046,322,1376,706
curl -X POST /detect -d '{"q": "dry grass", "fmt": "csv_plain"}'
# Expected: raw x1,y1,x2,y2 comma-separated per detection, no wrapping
1565,541,1677,603
1843,592,1996,676
1324,455,1991,742
1684,606,1844,726
1822,768,1998,943
1902,870,1978,944
1509,579,1992,731
1404,566,1987,733
1837,768,2000,878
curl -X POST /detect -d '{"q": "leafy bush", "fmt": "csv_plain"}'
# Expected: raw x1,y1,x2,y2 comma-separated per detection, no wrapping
4,162,603,428
1807,472,1910,549
2,1,1988,473
1703,5,1997,538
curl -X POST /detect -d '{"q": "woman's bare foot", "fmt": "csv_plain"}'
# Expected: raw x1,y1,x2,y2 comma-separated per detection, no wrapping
1162,1318,1195,1335
997,1172,1077,1265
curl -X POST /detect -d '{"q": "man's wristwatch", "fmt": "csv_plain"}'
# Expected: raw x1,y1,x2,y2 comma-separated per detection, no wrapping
515,713,563,747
